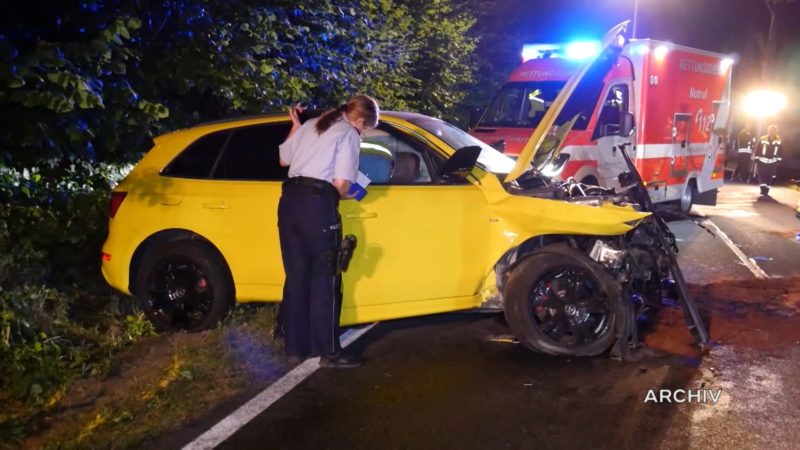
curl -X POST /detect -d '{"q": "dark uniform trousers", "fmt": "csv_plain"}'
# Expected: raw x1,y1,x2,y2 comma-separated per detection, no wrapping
278,177,343,358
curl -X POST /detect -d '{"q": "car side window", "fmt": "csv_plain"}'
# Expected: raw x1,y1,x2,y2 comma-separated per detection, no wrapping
212,123,291,181
162,130,229,178
360,125,434,185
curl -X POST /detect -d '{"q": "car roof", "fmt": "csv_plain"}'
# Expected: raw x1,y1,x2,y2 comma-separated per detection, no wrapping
191,112,288,127
188,110,433,128
154,110,435,144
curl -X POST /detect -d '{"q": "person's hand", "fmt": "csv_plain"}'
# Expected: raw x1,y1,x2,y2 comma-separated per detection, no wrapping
288,103,306,126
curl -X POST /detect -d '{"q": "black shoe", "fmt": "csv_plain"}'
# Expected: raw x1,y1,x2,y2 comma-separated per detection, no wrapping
319,353,363,369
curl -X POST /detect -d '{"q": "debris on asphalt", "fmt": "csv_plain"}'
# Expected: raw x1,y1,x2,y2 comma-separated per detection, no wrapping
488,334,519,344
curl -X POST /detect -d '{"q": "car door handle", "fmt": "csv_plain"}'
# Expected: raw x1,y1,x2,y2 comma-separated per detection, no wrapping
345,212,377,219
203,203,229,210
159,195,182,206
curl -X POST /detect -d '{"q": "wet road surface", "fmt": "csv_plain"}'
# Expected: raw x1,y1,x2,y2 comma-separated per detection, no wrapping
217,313,702,449
178,184,800,449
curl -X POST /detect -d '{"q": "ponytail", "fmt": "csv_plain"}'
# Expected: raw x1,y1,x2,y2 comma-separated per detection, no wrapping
315,104,347,134
315,95,380,135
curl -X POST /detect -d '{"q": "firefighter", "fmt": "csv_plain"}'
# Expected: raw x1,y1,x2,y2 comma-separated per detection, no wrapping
753,124,783,195
732,125,756,182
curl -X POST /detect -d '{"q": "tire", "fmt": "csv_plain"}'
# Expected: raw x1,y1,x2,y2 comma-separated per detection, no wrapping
580,175,599,187
503,244,624,356
679,182,695,214
135,240,234,332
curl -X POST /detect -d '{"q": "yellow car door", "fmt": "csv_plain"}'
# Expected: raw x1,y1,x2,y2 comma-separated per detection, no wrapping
201,122,291,301
339,125,491,324
162,121,291,302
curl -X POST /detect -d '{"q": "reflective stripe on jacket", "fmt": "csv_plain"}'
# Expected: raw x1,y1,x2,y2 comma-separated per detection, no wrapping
755,135,782,163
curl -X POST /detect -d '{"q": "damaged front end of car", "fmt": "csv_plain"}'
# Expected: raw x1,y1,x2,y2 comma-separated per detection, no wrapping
481,170,708,360
478,21,708,359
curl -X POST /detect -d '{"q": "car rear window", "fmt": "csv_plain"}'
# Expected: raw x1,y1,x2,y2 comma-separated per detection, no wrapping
212,124,291,181
162,130,229,178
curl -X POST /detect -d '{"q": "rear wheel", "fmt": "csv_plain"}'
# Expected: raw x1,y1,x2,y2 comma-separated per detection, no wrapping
135,240,233,332
679,181,696,214
504,244,624,356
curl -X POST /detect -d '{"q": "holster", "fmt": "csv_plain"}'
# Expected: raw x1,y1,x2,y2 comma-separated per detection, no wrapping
337,234,357,273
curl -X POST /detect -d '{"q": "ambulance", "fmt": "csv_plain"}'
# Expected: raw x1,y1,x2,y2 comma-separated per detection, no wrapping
470,39,734,212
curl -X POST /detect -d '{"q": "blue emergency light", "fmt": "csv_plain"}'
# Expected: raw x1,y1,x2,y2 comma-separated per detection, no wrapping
521,41,601,62
566,41,600,60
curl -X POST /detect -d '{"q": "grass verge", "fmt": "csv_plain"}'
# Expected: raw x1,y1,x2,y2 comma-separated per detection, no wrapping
20,304,284,449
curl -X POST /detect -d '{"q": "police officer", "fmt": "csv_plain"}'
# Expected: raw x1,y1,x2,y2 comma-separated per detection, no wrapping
278,95,379,368
732,125,755,182
753,124,782,195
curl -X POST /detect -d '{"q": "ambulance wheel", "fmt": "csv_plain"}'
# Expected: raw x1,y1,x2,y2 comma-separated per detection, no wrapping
503,244,623,357
679,182,696,214
135,240,234,332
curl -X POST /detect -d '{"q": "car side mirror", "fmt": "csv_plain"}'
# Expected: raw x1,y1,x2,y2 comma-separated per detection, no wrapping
619,112,634,137
441,146,481,180
468,108,484,129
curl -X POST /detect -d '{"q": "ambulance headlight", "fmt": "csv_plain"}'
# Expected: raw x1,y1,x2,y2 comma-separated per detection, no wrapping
541,153,570,177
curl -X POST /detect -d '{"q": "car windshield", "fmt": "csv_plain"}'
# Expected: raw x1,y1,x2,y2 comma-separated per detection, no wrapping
478,81,566,128
403,116,519,175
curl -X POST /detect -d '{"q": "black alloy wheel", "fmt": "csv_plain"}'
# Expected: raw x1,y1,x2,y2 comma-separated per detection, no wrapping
527,267,612,346
504,244,624,356
136,240,233,332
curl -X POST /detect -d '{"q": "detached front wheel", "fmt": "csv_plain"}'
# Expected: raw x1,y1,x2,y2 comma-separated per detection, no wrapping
504,244,625,356
135,240,234,332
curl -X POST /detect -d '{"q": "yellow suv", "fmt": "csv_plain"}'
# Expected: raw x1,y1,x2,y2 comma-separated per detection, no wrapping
102,109,651,355
103,23,700,357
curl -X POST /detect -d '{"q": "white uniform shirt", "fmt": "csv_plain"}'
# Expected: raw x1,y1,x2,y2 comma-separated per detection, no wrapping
279,117,361,183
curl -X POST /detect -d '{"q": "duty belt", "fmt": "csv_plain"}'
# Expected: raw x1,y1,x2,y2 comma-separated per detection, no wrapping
284,176,339,197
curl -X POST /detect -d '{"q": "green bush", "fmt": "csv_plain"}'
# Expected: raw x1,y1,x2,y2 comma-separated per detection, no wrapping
0,0,483,443
0,164,154,444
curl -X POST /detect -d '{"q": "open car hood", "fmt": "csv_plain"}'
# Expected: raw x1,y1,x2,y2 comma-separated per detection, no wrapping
505,21,630,183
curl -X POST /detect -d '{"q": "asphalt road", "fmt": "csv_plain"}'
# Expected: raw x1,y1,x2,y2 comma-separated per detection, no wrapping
171,183,800,450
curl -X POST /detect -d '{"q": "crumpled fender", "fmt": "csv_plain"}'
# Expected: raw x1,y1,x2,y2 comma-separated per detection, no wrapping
488,194,649,246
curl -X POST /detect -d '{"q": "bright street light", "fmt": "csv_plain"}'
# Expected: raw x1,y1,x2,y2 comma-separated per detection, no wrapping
743,90,787,118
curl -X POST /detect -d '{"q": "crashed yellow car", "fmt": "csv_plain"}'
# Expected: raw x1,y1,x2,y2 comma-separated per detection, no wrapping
102,22,705,357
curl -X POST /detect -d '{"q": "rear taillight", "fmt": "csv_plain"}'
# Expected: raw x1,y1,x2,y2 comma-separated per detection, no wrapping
109,191,127,218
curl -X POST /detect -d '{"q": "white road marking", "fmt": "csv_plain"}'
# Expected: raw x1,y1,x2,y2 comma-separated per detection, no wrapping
694,204,757,218
697,218,769,279
182,323,378,450
693,188,764,218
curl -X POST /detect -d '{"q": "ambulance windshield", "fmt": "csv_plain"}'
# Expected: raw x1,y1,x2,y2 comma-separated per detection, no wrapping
478,81,565,128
